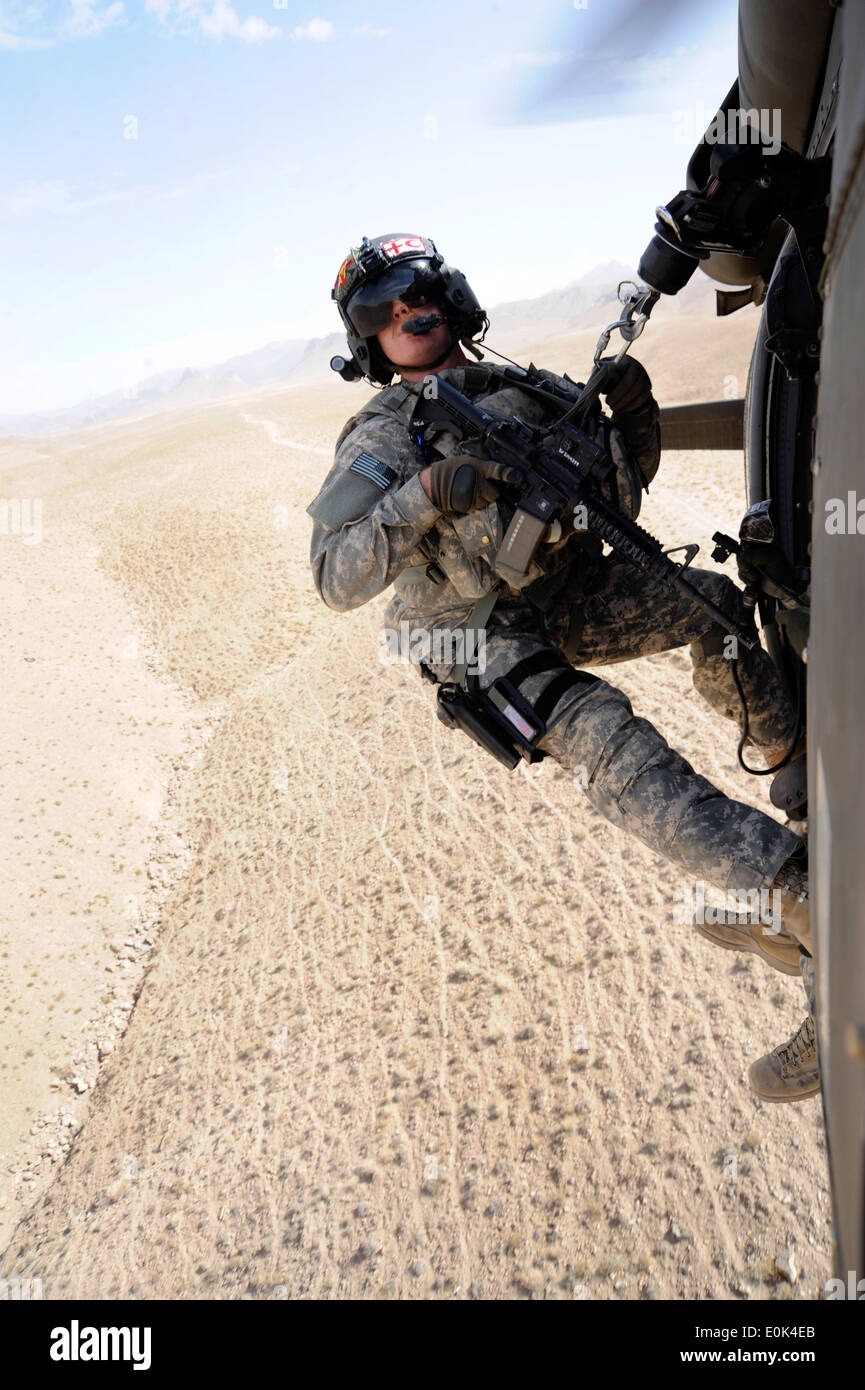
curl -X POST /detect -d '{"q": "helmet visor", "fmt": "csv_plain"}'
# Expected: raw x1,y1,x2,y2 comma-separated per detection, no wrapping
345,262,441,338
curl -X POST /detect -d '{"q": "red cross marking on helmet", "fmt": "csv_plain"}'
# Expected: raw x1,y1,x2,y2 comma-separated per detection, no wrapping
380,236,426,259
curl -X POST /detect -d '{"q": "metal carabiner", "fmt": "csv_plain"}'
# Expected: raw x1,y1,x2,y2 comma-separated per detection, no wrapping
592,281,660,366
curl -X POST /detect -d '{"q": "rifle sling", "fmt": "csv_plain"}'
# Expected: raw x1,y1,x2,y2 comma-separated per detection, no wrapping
451,588,501,687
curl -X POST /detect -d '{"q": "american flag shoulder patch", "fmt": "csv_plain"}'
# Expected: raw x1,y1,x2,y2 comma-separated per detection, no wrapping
349,452,397,491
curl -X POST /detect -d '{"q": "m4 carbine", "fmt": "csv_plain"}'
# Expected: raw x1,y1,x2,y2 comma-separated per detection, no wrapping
412,367,757,651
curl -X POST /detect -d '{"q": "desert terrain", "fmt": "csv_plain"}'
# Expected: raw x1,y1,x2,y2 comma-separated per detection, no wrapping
0,301,832,1298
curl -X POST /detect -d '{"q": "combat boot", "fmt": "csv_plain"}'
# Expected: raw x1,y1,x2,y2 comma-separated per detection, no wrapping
693,855,812,973
774,887,811,954
749,1013,819,1103
693,915,803,974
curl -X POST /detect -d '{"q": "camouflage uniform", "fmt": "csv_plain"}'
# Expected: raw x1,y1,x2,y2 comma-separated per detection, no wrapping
308,363,803,894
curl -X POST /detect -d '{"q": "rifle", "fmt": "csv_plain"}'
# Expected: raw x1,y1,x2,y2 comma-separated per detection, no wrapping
411,364,757,652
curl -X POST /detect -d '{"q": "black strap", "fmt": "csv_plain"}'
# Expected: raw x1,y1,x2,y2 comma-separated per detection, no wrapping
460,364,501,391
533,668,597,724
452,589,501,687
479,647,599,726
500,650,571,690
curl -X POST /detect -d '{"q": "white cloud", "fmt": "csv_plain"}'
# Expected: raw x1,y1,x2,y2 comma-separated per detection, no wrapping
145,1,280,43
0,169,239,221
0,179,74,218
200,0,279,42
0,0,123,41
292,17,332,42
0,26,52,45
64,0,125,36
0,0,49,44
0,178,139,220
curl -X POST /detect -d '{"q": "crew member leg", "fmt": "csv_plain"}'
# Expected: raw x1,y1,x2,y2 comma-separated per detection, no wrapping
475,605,803,895
551,561,798,761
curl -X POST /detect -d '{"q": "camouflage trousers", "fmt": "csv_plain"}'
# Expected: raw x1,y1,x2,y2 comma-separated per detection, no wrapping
463,560,803,894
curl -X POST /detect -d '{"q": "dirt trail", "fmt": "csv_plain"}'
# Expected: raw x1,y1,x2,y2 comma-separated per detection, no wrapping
0,323,832,1299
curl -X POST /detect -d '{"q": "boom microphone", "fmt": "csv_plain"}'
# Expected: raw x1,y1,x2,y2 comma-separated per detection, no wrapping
401,314,448,335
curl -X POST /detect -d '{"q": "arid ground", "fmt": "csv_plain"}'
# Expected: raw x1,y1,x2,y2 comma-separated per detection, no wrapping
0,304,832,1298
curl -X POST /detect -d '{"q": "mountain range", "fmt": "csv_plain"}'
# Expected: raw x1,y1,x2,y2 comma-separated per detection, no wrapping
1,260,719,437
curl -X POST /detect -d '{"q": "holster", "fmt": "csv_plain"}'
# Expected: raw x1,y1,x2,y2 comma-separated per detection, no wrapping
435,678,548,771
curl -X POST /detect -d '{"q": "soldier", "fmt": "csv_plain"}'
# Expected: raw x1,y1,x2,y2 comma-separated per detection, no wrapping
307,232,818,1103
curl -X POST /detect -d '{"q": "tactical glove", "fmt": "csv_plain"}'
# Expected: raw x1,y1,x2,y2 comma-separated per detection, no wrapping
426,454,515,515
598,355,661,492
603,425,646,520
600,355,654,413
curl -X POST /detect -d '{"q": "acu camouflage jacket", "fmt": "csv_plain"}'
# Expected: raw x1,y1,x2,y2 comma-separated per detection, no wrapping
306,362,661,660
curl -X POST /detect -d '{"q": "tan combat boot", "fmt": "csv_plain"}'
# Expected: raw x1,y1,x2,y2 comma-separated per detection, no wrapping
749,1013,819,1103
775,889,811,954
693,861,811,974
692,915,803,974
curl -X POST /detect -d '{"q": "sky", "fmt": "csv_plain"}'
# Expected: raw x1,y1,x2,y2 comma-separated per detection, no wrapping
0,0,740,414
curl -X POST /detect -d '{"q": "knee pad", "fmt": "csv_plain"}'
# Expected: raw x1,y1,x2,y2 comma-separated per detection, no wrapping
691,622,731,661
496,650,601,730
451,649,601,768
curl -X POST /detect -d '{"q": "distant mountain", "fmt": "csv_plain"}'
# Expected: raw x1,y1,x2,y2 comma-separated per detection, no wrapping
0,338,310,437
571,260,636,287
486,260,717,340
283,331,347,383
487,262,635,338
0,264,723,438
